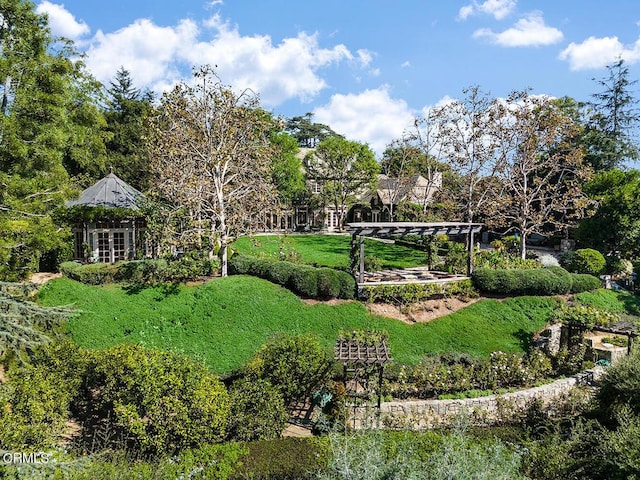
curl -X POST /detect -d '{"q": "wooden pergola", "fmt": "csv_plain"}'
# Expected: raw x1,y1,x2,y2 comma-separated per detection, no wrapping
335,337,392,413
345,222,484,283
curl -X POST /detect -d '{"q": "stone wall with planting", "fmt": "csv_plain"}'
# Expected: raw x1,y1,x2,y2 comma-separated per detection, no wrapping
351,367,603,430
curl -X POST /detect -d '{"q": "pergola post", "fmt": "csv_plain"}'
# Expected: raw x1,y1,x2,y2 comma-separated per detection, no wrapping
350,233,358,274
467,226,475,276
359,235,365,283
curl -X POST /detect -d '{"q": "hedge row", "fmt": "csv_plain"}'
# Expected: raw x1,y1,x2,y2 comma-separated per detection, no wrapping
228,255,355,299
60,253,220,285
472,266,601,296
360,279,477,305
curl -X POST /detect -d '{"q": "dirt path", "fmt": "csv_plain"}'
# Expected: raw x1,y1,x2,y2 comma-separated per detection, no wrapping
28,272,62,285
367,297,483,323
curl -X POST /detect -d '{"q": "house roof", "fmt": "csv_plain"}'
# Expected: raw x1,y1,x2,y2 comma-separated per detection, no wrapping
66,172,144,210
375,173,442,205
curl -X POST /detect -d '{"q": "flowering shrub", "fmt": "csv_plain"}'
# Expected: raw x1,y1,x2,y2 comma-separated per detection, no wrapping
385,349,553,400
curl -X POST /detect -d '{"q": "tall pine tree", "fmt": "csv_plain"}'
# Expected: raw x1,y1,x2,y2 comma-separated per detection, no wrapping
584,59,639,170
0,0,107,279
103,67,155,191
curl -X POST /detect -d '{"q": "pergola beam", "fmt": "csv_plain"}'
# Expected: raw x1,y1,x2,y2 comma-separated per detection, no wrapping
346,222,484,278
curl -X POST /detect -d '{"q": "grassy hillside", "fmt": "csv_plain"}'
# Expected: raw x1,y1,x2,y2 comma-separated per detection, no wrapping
232,234,427,269
38,277,559,373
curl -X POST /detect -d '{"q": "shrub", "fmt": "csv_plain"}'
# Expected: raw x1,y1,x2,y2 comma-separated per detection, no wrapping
570,273,602,293
60,262,119,284
442,241,468,274
228,378,288,442
361,279,476,305
606,256,634,277
229,254,353,299
76,344,229,456
338,271,356,299
598,347,640,419
538,254,560,268
551,304,619,329
0,363,73,449
59,260,82,276
245,334,334,404
287,265,319,297
317,268,342,299
163,250,220,282
475,250,539,270
561,248,606,276
116,259,168,285
364,254,383,272
472,266,572,296
267,260,296,285
235,437,329,480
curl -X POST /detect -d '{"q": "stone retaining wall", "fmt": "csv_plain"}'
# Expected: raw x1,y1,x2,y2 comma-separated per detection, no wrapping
351,368,603,430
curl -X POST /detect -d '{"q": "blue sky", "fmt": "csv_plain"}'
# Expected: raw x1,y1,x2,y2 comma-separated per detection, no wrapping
36,0,640,156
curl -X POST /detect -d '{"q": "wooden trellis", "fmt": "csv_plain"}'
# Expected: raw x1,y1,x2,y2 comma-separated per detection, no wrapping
334,337,392,420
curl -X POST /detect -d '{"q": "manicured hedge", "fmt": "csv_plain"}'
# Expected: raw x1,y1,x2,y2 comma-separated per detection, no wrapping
472,266,575,296
228,255,355,299
570,273,602,293
59,252,220,285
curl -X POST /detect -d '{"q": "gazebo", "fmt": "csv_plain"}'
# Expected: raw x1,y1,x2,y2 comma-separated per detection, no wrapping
345,222,484,286
66,171,147,263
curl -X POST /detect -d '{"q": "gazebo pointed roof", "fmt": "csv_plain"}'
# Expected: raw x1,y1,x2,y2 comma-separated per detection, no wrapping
66,172,144,210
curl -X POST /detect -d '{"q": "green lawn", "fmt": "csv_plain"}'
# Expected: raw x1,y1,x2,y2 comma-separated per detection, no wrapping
38,277,559,373
232,234,427,269
575,288,640,319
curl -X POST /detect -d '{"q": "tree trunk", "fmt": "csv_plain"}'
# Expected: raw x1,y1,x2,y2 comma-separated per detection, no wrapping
520,231,527,260
220,237,228,277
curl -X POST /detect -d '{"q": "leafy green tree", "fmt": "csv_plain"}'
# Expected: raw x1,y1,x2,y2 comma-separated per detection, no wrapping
584,59,639,170
246,333,334,404
285,112,339,148
576,169,640,257
306,137,379,230
228,377,288,441
103,67,155,190
270,131,306,204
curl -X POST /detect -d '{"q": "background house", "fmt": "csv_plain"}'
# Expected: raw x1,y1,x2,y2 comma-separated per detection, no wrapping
347,173,443,224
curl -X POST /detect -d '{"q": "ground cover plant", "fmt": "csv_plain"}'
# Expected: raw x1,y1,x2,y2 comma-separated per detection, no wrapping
232,234,428,269
574,288,640,318
37,277,557,372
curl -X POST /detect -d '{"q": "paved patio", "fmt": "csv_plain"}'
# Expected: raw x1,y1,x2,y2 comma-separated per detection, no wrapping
359,266,469,286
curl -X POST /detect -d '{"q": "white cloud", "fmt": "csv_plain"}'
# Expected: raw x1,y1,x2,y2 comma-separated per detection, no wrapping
458,0,516,21
85,19,199,92
356,49,373,67
81,14,359,106
559,36,640,70
458,5,475,21
36,1,89,40
473,12,563,47
313,87,416,157
401,60,411,68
